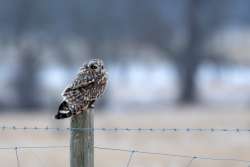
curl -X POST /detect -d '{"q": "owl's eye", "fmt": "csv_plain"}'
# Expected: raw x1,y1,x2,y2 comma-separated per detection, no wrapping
90,64,98,70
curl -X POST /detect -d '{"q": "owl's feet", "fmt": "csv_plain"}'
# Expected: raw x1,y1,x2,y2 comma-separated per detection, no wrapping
70,106,78,115
88,100,96,109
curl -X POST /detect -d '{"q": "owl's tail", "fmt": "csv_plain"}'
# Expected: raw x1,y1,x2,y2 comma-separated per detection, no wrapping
55,101,73,119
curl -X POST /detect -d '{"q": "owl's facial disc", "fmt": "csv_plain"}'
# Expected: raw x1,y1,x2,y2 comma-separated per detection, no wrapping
80,59,105,77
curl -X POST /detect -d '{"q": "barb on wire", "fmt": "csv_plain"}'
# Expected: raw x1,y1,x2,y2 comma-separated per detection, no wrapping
126,150,135,167
15,147,20,167
1,125,250,134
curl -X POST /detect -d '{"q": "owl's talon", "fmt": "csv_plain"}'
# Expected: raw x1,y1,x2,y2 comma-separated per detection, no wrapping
89,104,95,109
70,108,77,115
88,100,96,109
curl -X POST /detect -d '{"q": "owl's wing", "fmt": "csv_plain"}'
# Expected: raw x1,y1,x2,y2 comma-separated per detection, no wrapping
71,75,94,90
62,73,95,96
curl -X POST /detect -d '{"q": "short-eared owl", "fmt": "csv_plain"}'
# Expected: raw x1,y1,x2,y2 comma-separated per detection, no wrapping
55,59,107,119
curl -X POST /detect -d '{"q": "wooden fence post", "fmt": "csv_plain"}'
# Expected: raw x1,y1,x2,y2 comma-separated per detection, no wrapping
70,109,94,167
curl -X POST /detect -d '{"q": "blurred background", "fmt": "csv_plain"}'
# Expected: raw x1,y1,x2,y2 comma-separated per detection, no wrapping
0,0,250,166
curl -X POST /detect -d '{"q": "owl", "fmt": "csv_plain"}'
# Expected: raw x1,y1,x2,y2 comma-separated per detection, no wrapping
55,59,107,119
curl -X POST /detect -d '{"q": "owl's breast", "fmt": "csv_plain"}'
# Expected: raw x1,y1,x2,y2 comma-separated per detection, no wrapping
86,81,106,100
63,74,107,103
85,76,106,99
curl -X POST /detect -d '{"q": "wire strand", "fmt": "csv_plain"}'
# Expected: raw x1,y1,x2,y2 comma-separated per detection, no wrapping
94,146,250,164
0,146,69,150
1,125,250,134
15,147,20,167
29,150,48,167
126,150,135,167
1,145,250,166
185,157,196,167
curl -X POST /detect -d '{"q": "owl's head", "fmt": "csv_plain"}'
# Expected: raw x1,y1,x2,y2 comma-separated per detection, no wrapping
81,59,106,76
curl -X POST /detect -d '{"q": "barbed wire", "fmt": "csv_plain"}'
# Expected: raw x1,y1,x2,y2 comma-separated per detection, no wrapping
94,146,250,164
1,145,250,166
0,146,69,150
1,125,250,133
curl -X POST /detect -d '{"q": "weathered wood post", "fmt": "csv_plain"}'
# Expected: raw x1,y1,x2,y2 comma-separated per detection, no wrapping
70,109,94,167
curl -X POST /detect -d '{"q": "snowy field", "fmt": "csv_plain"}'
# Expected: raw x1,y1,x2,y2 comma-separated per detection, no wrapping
0,106,250,167
1,62,250,108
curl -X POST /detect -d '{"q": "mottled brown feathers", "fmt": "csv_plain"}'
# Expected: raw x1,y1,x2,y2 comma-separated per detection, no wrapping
55,59,107,119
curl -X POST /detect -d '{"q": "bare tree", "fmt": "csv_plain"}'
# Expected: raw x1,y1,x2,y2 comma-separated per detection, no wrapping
177,0,229,103
176,0,204,103
13,0,41,108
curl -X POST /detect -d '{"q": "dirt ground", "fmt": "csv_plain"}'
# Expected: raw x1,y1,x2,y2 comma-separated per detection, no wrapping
0,105,250,167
